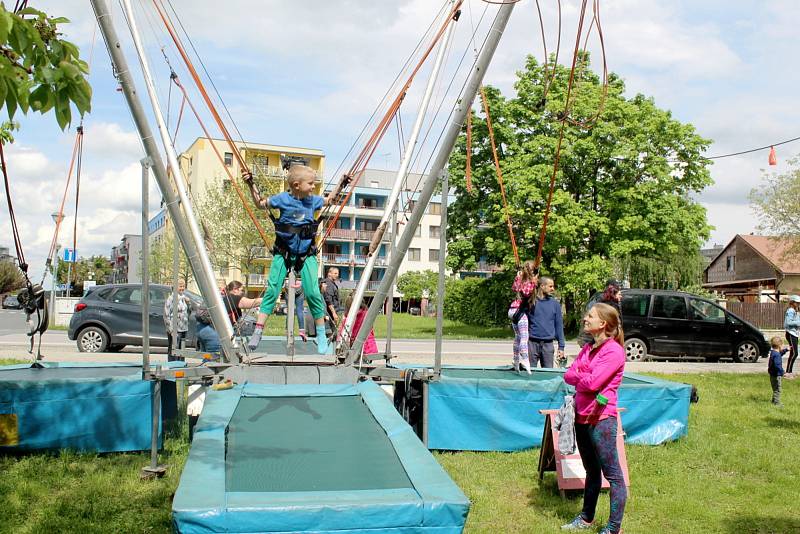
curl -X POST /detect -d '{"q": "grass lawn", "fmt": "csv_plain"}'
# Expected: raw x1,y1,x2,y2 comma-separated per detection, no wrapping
261,312,514,340
1,373,797,532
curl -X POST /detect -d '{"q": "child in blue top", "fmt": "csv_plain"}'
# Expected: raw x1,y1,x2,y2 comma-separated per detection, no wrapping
768,336,788,407
244,164,349,354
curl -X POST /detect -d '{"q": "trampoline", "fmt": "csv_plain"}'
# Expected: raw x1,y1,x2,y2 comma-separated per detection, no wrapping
173,381,469,534
252,335,334,357
419,365,692,451
0,362,175,453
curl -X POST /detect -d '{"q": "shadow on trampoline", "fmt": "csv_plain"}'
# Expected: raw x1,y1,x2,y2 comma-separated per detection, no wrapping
246,398,322,422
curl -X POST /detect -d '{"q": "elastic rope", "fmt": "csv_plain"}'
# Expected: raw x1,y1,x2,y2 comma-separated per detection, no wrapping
535,0,590,271
171,76,272,247
479,86,519,267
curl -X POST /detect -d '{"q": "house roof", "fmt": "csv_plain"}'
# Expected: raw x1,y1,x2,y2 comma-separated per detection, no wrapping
738,234,800,275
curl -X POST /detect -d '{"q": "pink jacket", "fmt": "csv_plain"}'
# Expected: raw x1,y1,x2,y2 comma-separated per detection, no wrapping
340,309,378,355
563,338,625,424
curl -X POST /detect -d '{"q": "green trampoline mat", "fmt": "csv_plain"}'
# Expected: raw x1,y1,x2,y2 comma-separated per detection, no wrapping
440,368,650,385
0,367,139,381
226,395,413,493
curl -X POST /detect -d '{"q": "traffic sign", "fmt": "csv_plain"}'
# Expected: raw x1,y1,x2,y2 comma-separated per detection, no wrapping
63,248,76,262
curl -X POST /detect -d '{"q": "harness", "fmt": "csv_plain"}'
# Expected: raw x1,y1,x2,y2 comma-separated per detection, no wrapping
269,213,320,273
17,284,48,360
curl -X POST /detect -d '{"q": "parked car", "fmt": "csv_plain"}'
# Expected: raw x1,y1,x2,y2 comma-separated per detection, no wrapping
2,294,21,309
68,284,202,353
587,289,769,363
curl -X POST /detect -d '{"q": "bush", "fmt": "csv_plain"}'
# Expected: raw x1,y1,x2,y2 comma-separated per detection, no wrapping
444,271,515,327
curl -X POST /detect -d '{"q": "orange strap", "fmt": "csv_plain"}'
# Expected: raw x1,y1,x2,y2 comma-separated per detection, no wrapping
465,109,473,193
171,77,272,247
320,0,464,246
46,128,83,264
479,86,519,267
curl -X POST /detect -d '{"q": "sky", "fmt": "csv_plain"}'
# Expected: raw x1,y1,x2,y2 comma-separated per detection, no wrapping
2,0,800,285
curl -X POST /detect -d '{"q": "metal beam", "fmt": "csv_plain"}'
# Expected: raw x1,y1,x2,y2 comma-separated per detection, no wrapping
349,3,516,357
90,0,240,363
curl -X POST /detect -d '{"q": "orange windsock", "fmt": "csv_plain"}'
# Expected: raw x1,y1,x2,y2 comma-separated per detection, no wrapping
768,146,777,166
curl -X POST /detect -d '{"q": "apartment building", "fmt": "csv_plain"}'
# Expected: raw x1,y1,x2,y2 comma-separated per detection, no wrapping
320,168,450,294
110,234,142,284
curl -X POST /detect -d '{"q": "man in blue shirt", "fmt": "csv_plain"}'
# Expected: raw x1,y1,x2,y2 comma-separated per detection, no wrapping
527,276,565,368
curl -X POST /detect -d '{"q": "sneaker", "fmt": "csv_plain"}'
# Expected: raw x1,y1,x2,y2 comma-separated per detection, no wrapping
299,329,307,342
316,334,329,355
519,355,532,375
598,527,622,534
561,515,593,530
247,328,263,350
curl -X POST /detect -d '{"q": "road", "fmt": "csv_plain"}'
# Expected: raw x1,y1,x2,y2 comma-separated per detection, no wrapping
0,308,776,374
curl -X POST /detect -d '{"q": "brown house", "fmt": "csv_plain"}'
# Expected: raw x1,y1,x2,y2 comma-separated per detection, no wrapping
703,234,800,301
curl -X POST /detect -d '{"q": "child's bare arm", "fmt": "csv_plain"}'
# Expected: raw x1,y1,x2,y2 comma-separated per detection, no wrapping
242,170,269,209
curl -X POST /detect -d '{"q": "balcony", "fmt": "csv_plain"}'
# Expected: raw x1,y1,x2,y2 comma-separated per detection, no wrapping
472,261,501,272
248,273,267,286
320,253,389,266
327,228,389,242
337,280,383,291
321,253,352,265
248,163,285,178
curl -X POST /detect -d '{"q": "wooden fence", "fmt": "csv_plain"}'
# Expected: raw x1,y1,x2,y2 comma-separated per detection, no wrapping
726,302,785,329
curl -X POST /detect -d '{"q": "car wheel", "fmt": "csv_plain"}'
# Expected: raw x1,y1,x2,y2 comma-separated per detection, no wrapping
625,337,648,362
107,344,126,352
77,326,109,353
734,340,760,363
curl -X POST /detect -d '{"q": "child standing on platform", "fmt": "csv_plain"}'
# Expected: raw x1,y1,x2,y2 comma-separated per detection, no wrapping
509,261,538,374
243,164,350,354
768,336,788,407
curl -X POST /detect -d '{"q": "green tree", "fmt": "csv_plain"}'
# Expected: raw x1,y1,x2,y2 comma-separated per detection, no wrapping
0,260,24,293
55,255,114,290
195,177,281,289
750,155,800,243
447,53,713,327
0,5,91,131
396,269,439,311
148,232,193,286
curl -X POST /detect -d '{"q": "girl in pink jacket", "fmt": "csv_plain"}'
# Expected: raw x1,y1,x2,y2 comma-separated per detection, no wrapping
561,303,627,534
339,293,378,360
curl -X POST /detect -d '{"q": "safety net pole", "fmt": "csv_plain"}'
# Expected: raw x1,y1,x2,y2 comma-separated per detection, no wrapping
349,2,516,358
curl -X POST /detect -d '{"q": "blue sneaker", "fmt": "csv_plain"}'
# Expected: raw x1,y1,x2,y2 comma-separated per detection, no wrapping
561,515,593,530
316,334,329,355
598,527,621,534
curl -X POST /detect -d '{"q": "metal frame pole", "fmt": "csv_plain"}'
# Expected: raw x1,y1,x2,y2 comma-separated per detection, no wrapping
340,4,459,355
287,272,295,359
433,170,448,376
91,0,239,363
170,232,179,359
141,157,151,371
385,206,397,358
349,3,516,357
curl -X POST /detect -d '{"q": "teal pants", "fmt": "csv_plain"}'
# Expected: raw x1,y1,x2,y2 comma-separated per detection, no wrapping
259,254,326,320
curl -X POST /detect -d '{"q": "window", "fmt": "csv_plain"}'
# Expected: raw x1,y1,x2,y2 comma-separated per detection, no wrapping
726,255,735,272
150,288,168,305
652,295,687,320
111,287,142,304
95,287,114,301
224,152,233,166
360,220,379,231
370,180,379,188
620,293,649,318
414,225,421,237
409,248,421,261
429,226,441,238
429,249,439,262
429,202,441,215
689,298,726,323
